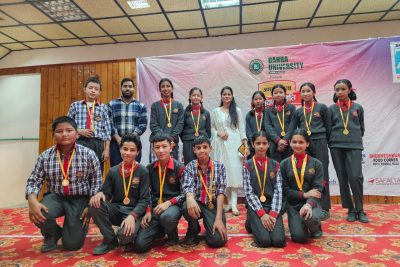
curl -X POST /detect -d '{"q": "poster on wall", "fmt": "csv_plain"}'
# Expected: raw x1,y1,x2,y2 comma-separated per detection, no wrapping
137,36,400,196
390,42,400,83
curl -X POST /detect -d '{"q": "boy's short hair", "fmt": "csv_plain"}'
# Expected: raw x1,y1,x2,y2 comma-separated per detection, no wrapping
84,76,102,90
52,116,77,132
192,135,211,148
151,133,172,144
120,134,142,151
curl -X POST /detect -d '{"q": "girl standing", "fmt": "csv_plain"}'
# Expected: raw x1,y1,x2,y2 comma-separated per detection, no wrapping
149,78,184,162
181,87,211,165
211,86,248,216
291,82,331,220
265,84,296,162
245,91,267,159
281,129,324,244
329,79,368,223
243,131,286,248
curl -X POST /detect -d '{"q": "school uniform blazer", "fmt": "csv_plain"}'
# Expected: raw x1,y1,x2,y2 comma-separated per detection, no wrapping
264,103,296,144
180,107,211,141
245,109,267,142
150,100,184,143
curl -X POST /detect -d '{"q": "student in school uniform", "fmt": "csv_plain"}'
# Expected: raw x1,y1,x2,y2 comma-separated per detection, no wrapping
25,116,102,253
108,78,148,165
89,135,150,255
149,78,184,162
181,87,211,165
243,131,286,248
265,84,296,162
290,82,331,220
281,129,324,244
329,79,368,223
245,91,267,159
182,135,227,248
67,76,112,172
134,133,185,253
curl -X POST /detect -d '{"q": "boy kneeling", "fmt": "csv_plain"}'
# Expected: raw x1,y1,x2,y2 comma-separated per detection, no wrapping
89,135,150,255
182,135,227,247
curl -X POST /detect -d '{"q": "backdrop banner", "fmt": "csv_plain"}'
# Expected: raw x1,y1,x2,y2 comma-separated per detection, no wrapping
137,36,400,196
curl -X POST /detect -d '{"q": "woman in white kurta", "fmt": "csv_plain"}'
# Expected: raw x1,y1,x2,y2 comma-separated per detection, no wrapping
211,86,249,215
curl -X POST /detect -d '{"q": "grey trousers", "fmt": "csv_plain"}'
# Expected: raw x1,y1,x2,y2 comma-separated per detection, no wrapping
134,205,182,253
287,204,322,244
330,148,364,212
182,140,196,165
89,201,140,246
37,193,88,250
77,137,104,172
308,138,331,211
183,201,227,248
246,208,286,248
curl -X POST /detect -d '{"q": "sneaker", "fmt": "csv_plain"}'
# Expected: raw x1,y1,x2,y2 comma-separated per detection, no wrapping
93,239,119,255
346,210,357,222
320,210,330,221
232,206,240,216
310,226,323,239
223,205,232,213
245,220,252,234
181,235,200,247
166,232,179,246
40,231,61,253
357,211,369,223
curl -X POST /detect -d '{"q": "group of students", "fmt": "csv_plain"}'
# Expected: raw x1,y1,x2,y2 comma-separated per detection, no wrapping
25,76,368,255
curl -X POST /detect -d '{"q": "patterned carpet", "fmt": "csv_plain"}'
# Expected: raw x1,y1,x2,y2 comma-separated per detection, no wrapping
1,204,400,267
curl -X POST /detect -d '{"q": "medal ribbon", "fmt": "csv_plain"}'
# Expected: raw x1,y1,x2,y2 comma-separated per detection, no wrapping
276,106,285,134
255,112,263,131
303,101,315,134
338,99,351,133
163,98,172,127
158,164,167,204
86,102,96,131
291,154,307,190
197,160,214,205
57,149,75,193
191,111,201,136
252,157,268,199
122,162,135,202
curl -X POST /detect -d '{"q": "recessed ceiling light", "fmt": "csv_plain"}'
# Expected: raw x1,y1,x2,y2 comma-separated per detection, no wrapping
127,0,150,9
31,0,88,21
200,0,239,9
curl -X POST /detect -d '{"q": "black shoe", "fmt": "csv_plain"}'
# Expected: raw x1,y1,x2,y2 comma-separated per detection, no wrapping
40,231,61,253
346,210,357,222
166,232,179,246
245,220,252,234
320,210,330,221
93,239,119,255
181,235,200,247
357,211,369,223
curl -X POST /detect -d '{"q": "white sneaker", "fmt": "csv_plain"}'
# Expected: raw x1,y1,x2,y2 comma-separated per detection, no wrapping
232,206,240,216
223,205,231,213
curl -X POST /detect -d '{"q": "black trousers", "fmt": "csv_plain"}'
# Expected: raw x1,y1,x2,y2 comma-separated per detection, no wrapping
287,204,322,244
37,193,88,250
182,140,196,165
330,148,364,212
183,201,227,248
77,137,104,172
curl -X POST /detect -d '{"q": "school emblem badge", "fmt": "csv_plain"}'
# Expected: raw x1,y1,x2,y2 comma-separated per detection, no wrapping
352,111,358,117
308,168,315,174
249,59,264,75
314,112,320,118
270,172,276,179
169,176,176,184
173,108,179,113
202,115,206,120
286,110,291,116
76,171,84,178
132,177,140,185
95,115,102,121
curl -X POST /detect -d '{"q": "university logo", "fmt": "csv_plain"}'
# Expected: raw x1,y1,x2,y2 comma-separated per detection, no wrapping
249,59,264,74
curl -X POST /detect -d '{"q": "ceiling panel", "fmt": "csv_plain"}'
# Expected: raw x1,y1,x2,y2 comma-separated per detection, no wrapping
176,29,207,38
145,31,176,41
131,14,171,32
0,4,52,24
316,0,358,17
276,19,310,30
96,17,138,35
0,11,19,26
113,34,145,42
62,21,106,37
0,26,44,41
160,0,200,12
346,12,385,23
0,46,10,59
116,0,162,15
74,0,124,18
3,42,29,50
279,0,319,20
383,10,400,20
209,26,240,36
0,32,15,43
83,36,114,44
204,7,240,27
53,39,85,47
394,2,400,9
242,3,278,24
242,23,274,33
354,0,397,13
168,11,204,30
24,41,57,49
311,16,347,27
30,24,75,39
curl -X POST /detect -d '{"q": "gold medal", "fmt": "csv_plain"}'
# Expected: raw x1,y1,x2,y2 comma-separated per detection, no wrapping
276,106,286,138
195,132,199,137
281,131,286,136
123,197,130,205
121,162,135,206
260,195,266,202
343,129,349,135
167,122,172,128
208,203,214,209
252,157,268,205
339,100,351,137
62,179,69,187
163,99,173,129
307,130,311,136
